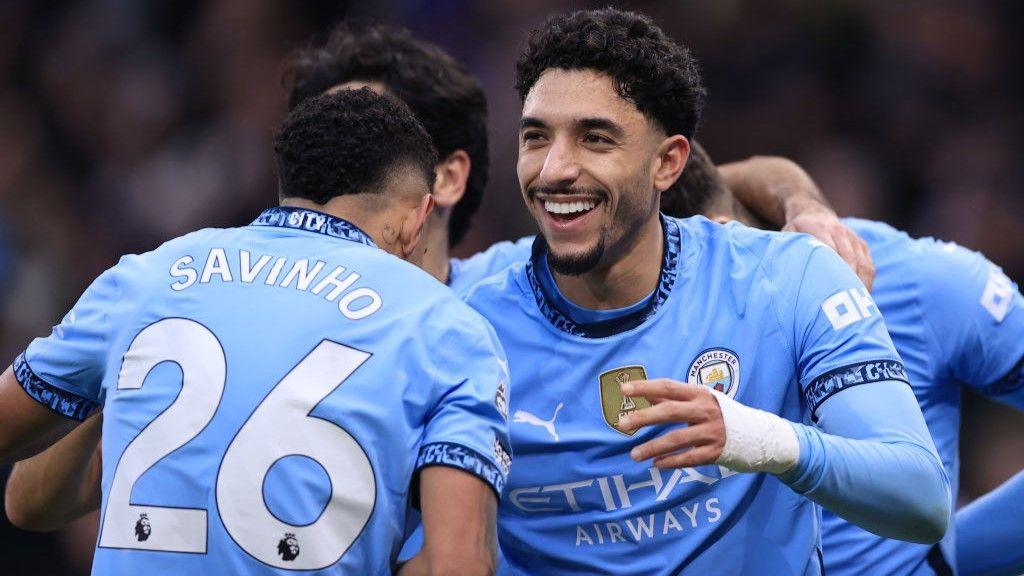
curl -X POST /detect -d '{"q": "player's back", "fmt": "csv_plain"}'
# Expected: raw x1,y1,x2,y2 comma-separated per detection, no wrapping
820,218,1024,576
21,207,509,575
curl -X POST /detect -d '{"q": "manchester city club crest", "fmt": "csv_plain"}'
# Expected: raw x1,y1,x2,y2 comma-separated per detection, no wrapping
687,348,741,398
599,365,653,435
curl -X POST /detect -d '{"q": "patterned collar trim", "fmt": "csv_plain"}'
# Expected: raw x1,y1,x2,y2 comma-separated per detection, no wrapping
250,206,377,248
525,214,682,338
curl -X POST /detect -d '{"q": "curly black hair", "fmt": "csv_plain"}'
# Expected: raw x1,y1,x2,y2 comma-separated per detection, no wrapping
661,140,728,217
282,21,489,247
515,8,706,140
274,88,437,204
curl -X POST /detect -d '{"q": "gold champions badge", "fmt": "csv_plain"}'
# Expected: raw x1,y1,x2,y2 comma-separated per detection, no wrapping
599,365,652,436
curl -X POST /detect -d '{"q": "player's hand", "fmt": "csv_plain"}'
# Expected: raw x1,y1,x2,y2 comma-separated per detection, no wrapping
616,379,726,469
783,200,875,291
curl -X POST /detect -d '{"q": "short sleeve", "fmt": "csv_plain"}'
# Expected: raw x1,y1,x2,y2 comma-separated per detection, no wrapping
14,265,124,419
415,311,511,499
917,241,1024,406
773,237,907,418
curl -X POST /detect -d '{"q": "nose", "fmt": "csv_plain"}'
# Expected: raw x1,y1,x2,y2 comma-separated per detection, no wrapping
538,137,581,188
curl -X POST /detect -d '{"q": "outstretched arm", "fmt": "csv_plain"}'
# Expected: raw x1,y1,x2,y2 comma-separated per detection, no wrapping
622,376,949,544
719,156,875,289
5,411,103,531
398,466,497,576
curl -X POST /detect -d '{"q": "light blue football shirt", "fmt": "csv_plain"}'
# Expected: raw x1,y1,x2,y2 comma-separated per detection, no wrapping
819,218,1024,576
13,206,511,575
464,215,936,576
448,236,535,295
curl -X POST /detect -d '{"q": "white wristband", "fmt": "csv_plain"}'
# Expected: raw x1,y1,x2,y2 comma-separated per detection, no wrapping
710,389,800,475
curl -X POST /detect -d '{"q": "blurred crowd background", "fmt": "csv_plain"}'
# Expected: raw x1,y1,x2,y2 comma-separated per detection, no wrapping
1,0,1022,573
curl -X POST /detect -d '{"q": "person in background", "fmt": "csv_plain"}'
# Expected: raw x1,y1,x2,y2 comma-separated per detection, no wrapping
675,141,1024,576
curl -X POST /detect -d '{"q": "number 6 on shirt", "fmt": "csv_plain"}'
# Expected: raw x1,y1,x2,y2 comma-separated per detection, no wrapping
98,318,376,570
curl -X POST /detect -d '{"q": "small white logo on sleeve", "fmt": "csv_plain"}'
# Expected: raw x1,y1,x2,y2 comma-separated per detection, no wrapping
822,288,876,330
981,268,1015,323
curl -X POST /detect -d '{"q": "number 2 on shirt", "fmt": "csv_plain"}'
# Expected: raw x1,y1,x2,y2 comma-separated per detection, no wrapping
98,318,375,570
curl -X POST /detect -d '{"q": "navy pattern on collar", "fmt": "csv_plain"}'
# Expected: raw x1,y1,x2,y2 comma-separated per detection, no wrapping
251,206,377,248
525,214,682,338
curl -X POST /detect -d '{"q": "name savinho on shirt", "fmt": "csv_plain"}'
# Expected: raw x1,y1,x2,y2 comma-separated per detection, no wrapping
168,247,382,320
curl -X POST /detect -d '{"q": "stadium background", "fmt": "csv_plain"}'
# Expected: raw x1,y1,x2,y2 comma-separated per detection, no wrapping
0,0,1021,572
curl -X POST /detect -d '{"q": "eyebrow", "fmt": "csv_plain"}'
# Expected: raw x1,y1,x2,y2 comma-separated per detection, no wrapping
576,117,625,138
520,116,546,130
520,116,626,138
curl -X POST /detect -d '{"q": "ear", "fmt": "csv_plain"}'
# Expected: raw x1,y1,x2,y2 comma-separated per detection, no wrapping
399,193,436,261
653,135,690,193
432,150,471,210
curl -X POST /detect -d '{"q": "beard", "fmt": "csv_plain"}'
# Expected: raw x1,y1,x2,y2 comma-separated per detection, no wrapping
547,233,607,276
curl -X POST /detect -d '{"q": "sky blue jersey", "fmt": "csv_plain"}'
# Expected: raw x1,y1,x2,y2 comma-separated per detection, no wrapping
12,206,511,576
448,236,535,295
464,215,945,576
820,218,1024,576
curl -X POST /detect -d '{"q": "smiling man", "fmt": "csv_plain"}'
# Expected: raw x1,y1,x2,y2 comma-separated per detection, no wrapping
463,8,950,575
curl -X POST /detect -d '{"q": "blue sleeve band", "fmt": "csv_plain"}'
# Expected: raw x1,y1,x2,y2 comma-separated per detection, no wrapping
12,354,100,421
413,441,506,504
803,360,909,418
977,354,1024,399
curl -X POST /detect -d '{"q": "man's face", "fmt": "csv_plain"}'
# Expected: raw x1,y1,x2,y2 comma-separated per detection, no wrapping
518,69,664,275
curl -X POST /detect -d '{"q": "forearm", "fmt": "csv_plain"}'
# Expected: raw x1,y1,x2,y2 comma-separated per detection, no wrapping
712,380,948,542
780,380,949,543
955,470,1024,576
779,423,949,543
719,156,830,229
403,466,497,576
4,412,103,531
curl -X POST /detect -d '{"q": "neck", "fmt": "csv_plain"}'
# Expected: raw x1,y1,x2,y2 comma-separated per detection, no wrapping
551,212,664,310
420,211,451,283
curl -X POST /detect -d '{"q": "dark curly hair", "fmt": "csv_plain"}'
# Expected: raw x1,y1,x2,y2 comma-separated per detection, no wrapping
274,88,437,204
515,8,706,140
662,140,728,217
282,21,489,247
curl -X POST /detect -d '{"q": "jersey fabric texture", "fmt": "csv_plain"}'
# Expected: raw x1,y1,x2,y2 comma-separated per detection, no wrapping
14,206,511,575
465,215,942,576
819,218,1024,576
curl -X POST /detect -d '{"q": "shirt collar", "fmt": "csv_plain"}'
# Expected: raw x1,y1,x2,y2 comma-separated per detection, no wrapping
525,214,682,338
250,206,377,248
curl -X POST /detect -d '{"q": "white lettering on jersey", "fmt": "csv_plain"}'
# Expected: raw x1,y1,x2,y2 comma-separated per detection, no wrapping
200,248,233,283
169,256,198,291
822,288,874,330
981,268,1015,323
572,497,724,547
169,249,382,320
513,403,564,442
509,465,735,515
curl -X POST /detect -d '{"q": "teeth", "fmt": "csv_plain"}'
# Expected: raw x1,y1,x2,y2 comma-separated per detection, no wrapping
544,200,597,215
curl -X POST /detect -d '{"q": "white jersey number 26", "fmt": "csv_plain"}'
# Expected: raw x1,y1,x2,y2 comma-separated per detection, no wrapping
98,318,375,570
